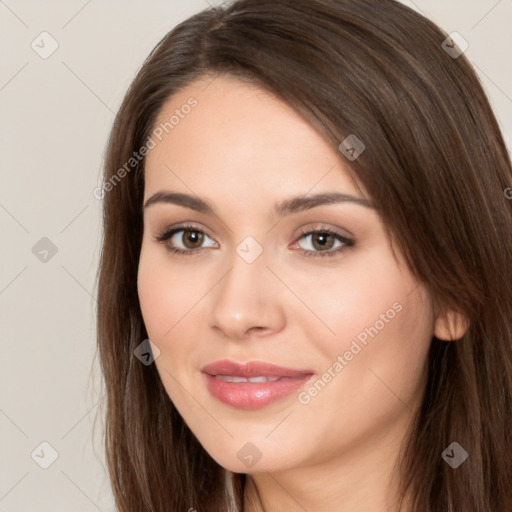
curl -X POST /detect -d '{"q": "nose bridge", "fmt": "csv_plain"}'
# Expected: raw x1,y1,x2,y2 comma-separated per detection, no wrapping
208,242,283,337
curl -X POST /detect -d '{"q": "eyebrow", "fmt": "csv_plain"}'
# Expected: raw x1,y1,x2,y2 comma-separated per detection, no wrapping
143,190,375,216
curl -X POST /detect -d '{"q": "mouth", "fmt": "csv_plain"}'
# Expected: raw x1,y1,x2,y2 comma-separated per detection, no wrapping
201,360,315,410
212,375,292,383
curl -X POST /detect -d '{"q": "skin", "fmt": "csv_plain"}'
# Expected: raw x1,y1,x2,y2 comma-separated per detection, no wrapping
137,74,468,512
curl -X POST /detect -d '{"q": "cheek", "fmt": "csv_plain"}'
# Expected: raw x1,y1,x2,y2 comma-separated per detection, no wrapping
299,254,434,406
137,249,200,406
137,246,202,341
294,253,421,356
317,278,433,411
293,284,433,459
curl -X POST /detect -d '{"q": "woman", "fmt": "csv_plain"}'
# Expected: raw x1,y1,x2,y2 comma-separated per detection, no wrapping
95,0,512,510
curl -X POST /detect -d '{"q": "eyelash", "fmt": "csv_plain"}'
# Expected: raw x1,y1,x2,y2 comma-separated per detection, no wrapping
153,223,355,258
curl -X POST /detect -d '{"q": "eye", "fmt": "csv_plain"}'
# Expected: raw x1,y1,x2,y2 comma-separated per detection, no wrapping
153,223,355,258
153,224,217,256
294,226,355,258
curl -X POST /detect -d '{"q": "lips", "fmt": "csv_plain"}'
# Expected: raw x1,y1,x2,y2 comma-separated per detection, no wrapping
201,360,314,410
214,375,281,383
202,360,312,378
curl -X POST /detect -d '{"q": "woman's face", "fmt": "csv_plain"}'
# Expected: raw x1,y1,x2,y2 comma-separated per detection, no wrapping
137,74,436,474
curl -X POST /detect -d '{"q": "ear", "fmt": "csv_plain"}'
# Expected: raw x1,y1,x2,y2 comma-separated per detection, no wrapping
434,308,470,341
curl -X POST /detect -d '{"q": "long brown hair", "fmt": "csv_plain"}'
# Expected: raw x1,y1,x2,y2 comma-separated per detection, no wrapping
95,0,512,510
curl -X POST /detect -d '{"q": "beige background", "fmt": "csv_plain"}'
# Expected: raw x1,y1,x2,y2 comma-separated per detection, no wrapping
0,1,511,510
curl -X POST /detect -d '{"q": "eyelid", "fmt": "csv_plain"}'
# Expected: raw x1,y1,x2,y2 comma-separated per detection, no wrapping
290,224,355,256
153,222,355,257
292,223,353,244
153,222,216,243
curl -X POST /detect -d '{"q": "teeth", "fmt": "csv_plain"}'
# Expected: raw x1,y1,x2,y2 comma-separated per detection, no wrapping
249,376,280,383
214,375,281,383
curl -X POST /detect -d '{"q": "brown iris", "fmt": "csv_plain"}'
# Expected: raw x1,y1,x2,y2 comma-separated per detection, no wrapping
310,232,335,251
181,229,204,249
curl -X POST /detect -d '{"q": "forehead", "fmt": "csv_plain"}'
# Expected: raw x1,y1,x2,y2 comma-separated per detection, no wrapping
143,75,363,204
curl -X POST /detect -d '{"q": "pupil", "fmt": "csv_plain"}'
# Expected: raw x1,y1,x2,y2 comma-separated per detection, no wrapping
313,233,333,250
184,230,203,248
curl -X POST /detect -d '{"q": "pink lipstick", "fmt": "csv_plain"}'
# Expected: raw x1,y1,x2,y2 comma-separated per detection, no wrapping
201,360,314,410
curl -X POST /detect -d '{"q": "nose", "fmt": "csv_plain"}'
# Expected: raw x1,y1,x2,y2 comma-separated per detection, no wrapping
207,250,286,340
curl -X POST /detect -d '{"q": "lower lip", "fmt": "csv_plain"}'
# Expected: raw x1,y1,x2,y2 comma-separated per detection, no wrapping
203,374,313,410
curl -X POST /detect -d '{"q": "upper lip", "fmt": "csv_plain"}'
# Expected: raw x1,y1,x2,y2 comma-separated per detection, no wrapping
201,360,313,378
